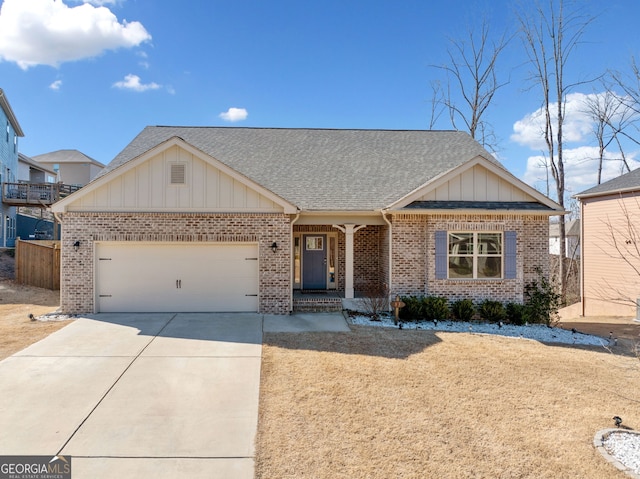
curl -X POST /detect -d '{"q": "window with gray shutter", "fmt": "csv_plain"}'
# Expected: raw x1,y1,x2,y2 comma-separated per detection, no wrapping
504,231,517,279
435,230,447,279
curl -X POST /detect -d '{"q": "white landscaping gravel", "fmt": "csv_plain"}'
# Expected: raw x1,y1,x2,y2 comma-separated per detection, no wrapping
603,431,640,476
348,313,608,346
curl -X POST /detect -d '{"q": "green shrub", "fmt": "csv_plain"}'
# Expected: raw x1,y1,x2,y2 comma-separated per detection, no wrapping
450,299,475,321
478,299,506,323
399,295,422,320
505,302,526,325
523,267,561,326
422,296,450,320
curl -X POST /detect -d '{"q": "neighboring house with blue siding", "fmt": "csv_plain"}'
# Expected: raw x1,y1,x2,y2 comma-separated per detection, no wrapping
0,89,24,247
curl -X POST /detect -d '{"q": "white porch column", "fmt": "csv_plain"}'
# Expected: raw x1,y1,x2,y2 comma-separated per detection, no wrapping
332,223,366,299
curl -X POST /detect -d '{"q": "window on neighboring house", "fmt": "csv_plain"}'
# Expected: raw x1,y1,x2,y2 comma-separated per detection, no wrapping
5,216,15,241
435,230,517,280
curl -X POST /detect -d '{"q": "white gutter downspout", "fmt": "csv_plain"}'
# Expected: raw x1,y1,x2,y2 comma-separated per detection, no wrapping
290,212,300,314
380,209,393,307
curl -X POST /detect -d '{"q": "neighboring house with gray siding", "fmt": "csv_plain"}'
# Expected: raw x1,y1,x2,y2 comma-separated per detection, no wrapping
18,153,58,184
0,89,24,247
52,127,564,315
575,168,640,317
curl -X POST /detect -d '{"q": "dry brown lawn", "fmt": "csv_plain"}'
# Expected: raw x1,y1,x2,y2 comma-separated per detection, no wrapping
256,325,640,479
0,251,70,360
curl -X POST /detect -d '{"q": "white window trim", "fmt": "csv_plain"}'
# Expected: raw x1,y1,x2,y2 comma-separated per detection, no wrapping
448,231,503,280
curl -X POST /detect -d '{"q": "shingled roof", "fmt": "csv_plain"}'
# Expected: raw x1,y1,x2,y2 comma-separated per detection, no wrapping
99,127,499,211
32,149,105,167
575,167,640,198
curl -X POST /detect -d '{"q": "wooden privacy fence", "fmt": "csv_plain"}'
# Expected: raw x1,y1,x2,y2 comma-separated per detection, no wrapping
15,239,61,290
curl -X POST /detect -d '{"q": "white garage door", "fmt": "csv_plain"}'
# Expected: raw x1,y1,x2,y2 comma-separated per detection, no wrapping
95,242,259,313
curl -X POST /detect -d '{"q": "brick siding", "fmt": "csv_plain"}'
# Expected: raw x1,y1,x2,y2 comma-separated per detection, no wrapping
61,212,549,314
59,212,290,314
390,213,549,304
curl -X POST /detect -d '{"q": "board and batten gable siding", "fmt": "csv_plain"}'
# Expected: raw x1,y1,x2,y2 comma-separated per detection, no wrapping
65,145,284,213
582,192,640,316
390,213,549,304
417,164,536,202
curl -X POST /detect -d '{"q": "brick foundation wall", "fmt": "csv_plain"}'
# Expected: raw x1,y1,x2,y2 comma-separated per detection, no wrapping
59,212,291,314
391,213,550,304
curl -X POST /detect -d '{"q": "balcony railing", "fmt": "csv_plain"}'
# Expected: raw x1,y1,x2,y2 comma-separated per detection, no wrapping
2,182,81,206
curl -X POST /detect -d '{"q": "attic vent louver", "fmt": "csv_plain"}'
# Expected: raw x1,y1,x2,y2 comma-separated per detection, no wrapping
170,164,186,184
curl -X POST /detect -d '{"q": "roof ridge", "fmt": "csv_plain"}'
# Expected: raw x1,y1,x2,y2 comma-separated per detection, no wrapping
150,125,462,133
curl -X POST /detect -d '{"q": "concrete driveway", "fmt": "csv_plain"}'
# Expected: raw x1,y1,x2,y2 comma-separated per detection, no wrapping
0,313,263,479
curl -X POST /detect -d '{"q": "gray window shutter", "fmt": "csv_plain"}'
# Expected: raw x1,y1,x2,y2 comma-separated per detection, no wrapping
435,230,447,279
504,231,517,279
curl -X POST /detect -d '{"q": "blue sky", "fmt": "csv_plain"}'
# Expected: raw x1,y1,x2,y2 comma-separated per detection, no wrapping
0,0,639,201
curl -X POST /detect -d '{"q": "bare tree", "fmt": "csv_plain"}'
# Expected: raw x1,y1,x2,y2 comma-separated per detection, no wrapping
582,90,635,184
430,18,511,153
609,59,640,171
518,0,595,299
612,57,640,117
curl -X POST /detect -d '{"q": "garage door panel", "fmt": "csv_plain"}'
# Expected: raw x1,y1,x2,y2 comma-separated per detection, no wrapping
96,243,259,313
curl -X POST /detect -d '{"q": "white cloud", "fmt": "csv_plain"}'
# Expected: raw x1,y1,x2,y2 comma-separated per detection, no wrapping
136,50,149,69
80,1,121,5
0,0,151,69
514,91,640,198
523,146,640,199
511,92,596,149
113,74,160,92
219,107,248,122
49,80,63,91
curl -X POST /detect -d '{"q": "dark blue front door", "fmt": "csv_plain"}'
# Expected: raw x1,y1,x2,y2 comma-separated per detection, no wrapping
302,234,326,289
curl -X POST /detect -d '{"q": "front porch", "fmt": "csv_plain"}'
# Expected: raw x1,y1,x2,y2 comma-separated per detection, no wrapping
293,221,387,291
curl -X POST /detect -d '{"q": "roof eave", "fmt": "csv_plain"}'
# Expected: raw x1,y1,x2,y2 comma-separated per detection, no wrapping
299,210,383,215
0,89,25,137
392,208,567,216
574,186,640,200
